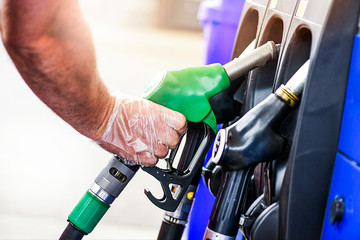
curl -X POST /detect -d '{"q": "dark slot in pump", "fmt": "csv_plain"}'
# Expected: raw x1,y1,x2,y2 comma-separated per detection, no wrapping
245,17,284,112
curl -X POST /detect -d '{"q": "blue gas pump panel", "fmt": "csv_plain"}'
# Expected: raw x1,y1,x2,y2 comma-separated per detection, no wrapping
322,34,360,239
322,153,360,239
337,34,360,164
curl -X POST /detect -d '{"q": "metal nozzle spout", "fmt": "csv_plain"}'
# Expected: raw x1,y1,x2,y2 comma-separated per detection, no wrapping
223,41,280,81
284,59,310,97
275,43,281,57
274,59,310,107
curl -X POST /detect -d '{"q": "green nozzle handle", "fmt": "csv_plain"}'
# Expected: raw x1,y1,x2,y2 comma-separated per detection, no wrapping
143,63,230,133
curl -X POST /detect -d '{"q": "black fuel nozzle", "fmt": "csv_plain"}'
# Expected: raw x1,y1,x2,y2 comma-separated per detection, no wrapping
211,59,310,171
212,94,288,171
204,60,310,239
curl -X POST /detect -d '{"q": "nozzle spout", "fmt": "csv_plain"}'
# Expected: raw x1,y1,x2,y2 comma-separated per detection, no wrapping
223,41,280,81
284,60,310,97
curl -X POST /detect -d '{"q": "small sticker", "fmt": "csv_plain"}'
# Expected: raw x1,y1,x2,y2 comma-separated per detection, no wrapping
296,0,309,18
169,183,182,200
187,192,194,200
269,0,278,9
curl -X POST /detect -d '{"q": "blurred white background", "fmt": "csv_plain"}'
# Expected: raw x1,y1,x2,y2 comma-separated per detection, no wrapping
0,0,203,239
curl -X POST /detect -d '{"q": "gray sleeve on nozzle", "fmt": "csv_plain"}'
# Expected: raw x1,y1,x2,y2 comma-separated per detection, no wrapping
285,60,310,97
223,41,279,81
95,156,139,198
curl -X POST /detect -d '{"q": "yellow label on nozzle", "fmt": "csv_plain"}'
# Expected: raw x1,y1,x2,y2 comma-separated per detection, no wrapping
275,85,299,107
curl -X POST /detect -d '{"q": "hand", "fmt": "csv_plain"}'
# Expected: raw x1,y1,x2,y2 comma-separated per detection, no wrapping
97,94,187,166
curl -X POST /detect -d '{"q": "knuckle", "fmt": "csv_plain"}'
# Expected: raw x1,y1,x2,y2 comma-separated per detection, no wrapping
158,148,169,159
135,151,158,166
142,156,158,166
175,114,187,130
168,134,180,148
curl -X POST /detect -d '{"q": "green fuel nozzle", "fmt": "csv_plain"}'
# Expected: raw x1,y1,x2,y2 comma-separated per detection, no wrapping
61,41,280,240
141,41,280,211
143,41,280,133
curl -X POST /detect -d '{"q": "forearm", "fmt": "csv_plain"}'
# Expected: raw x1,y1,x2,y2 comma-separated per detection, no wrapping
0,0,114,140
1,0,187,165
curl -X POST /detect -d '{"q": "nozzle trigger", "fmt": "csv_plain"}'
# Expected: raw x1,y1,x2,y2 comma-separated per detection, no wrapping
142,166,192,212
142,122,215,212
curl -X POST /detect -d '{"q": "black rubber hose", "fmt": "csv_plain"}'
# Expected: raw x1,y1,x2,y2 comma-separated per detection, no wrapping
59,223,85,240
207,168,252,236
157,221,185,240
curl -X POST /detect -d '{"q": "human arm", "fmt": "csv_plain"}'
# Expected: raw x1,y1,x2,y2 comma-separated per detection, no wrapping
0,0,186,165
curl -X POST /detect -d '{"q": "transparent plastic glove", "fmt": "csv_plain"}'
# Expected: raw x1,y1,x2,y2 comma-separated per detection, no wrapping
97,94,187,166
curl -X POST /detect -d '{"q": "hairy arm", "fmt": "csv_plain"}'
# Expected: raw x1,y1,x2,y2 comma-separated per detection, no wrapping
0,0,114,140
0,0,186,165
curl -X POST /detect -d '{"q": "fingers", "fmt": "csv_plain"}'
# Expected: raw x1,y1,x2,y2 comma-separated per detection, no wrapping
154,106,187,151
135,141,169,166
136,151,159,166
154,142,169,158
139,127,179,166
175,120,187,136
156,104,187,136
158,127,180,149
